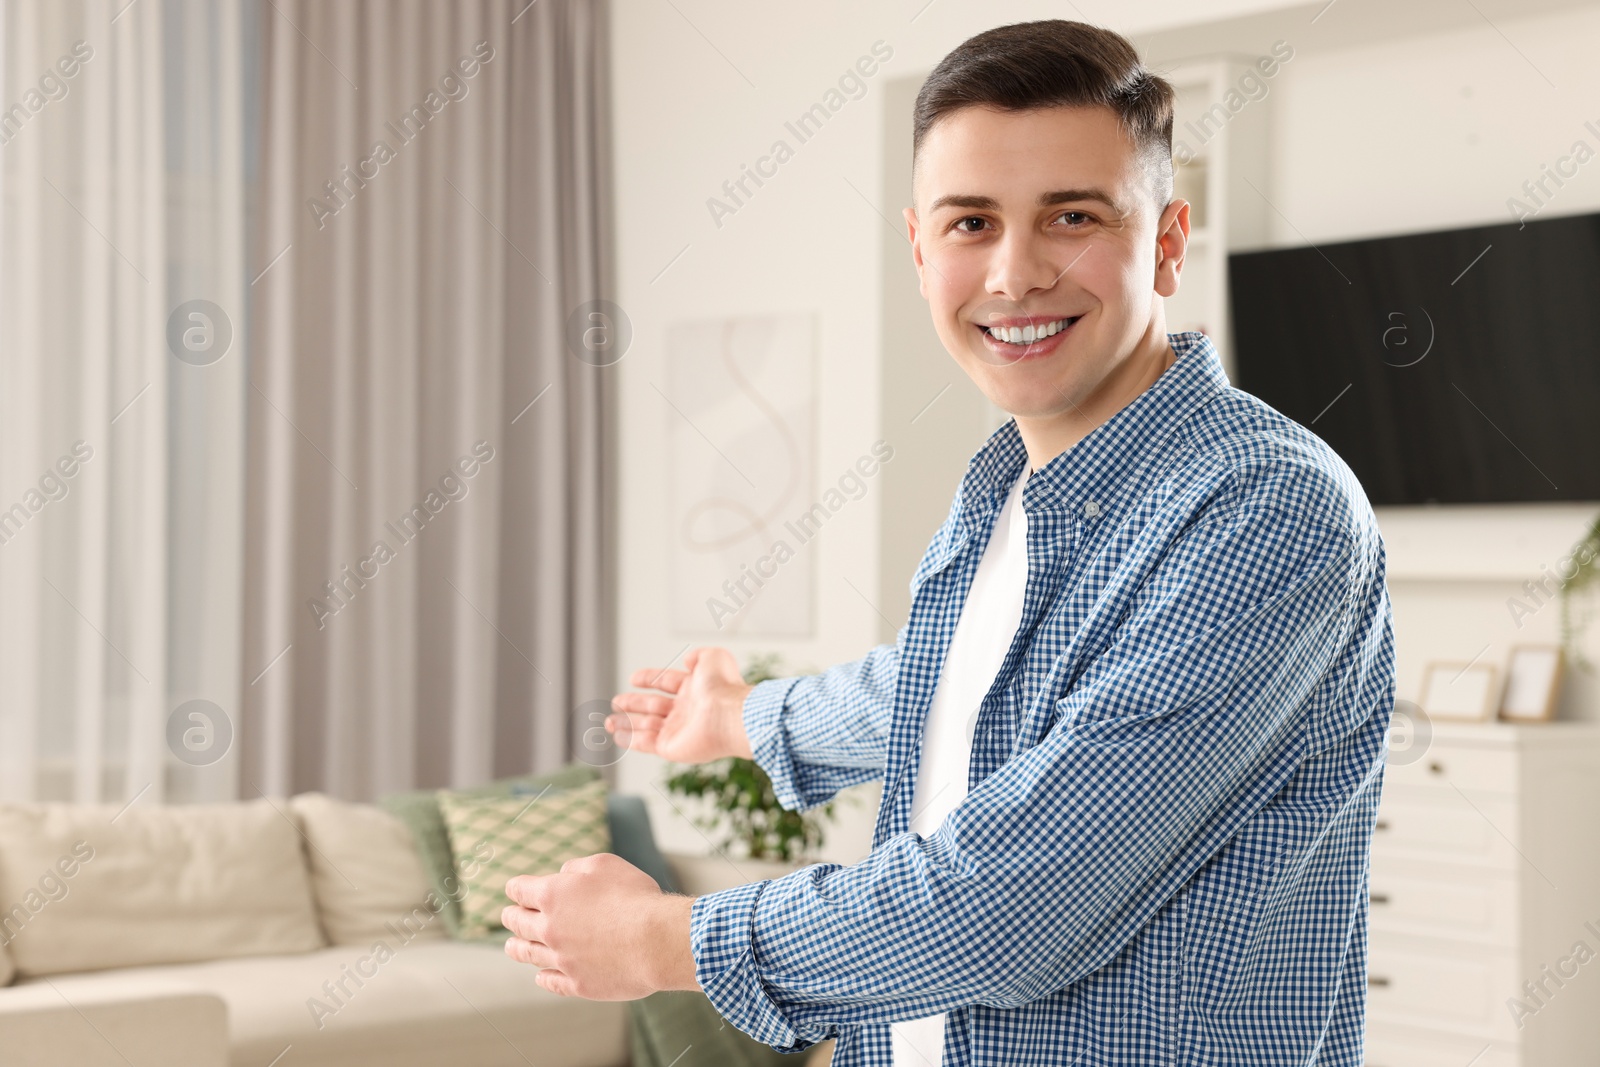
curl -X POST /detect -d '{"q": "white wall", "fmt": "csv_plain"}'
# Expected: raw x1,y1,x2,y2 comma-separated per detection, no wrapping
1270,5,1600,245
608,0,1600,864
1266,4,1600,721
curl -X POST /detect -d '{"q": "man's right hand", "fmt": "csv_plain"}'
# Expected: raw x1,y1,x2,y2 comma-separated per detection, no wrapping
606,646,757,763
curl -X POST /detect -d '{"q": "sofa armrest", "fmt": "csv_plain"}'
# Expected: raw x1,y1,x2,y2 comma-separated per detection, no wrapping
0,983,228,1067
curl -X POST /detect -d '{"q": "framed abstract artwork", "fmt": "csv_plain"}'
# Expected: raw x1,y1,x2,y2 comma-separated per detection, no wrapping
665,313,817,637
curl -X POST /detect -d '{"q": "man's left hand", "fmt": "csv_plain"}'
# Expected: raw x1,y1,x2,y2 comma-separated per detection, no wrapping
502,852,699,999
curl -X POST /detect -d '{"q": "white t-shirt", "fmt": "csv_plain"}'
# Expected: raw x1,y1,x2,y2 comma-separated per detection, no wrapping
890,463,1032,1067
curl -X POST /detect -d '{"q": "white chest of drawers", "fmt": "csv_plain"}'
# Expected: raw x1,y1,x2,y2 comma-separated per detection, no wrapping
1363,721,1600,1066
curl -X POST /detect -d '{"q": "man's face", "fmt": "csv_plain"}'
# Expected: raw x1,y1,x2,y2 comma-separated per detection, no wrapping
904,104,1187,422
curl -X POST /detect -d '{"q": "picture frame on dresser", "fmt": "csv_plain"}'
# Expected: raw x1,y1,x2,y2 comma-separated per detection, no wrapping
1418,660,1500,722
1498,643,1564,723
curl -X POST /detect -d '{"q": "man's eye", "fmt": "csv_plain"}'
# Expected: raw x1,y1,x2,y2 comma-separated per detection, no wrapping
953,216,987,234
1058,211,1094,227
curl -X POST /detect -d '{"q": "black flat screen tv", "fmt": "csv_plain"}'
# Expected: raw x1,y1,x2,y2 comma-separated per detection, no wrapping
1227,210,1600,505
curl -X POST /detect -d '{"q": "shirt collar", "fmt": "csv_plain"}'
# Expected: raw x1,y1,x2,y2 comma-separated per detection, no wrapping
954,331,1231,532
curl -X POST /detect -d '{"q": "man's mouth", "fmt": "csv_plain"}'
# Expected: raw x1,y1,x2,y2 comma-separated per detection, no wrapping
977,315,1082,355
982,316,1079,345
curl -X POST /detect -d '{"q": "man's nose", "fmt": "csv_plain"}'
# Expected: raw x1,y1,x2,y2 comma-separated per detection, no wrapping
985,231,1074,303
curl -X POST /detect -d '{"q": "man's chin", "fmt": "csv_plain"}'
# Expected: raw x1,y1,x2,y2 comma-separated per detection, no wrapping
962,365,1077,415
977,388,1076,423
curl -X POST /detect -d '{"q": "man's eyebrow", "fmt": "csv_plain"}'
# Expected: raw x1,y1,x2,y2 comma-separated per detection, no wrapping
928,188,1125,214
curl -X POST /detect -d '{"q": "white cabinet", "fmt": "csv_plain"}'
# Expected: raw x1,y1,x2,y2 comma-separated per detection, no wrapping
1365,722,1600,1066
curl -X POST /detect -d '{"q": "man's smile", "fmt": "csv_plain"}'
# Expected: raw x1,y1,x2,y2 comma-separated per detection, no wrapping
974,313,1083,361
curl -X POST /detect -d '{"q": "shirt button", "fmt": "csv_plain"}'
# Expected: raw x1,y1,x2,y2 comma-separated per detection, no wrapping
1082,499,1101,519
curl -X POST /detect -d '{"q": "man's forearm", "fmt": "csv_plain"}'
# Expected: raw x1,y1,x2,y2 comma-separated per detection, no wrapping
745,645,899,814
648,893,701,991
724,682,756,760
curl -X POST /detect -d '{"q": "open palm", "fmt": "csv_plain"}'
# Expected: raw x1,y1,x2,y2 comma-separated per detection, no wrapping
607,646,754,764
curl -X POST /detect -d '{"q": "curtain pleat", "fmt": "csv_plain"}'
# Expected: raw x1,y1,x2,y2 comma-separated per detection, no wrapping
242,0,616,800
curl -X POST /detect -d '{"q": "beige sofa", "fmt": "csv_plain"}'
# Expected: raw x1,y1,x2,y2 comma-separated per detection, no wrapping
0,793,643,1067
0,794,838,1067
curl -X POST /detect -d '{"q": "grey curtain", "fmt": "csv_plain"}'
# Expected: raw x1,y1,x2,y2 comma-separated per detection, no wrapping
242,0,616,800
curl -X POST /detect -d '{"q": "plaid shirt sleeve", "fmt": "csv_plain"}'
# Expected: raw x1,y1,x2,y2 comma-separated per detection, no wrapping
741,632,902,813
691,501,1363,1051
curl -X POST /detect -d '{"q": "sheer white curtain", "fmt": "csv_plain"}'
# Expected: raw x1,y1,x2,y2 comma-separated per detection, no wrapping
0,0,249,804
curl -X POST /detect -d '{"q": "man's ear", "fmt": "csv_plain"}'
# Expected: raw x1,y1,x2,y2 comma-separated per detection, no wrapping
1153,198,1189,299
903,205,927,301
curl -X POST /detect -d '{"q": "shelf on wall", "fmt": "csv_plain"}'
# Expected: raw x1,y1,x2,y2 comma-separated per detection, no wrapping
1154,57,1274,382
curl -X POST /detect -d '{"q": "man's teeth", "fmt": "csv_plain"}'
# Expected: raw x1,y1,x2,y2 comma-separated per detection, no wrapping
984,317,1077,344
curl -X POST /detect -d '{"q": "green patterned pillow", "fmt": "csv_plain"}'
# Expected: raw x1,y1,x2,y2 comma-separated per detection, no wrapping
437,777,611,939
379,763,600,937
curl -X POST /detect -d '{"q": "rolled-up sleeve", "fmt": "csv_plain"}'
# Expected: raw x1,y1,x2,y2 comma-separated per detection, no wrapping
691,503,1367,1049
743,634,901,814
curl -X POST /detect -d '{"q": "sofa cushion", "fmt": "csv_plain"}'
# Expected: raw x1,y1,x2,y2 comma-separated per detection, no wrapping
437,779,610,939
379,763,600,937
17,940,629,1067
289,793,449,946
0,799,324,977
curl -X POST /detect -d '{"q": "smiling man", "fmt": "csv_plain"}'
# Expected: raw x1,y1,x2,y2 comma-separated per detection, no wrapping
503,19,1396,1067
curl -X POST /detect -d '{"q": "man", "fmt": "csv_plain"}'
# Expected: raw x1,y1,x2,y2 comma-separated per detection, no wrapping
502,18,1396,1067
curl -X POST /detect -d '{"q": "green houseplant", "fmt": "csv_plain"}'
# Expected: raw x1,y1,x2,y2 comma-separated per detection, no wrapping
663,652,845,863
1559,512,1600,671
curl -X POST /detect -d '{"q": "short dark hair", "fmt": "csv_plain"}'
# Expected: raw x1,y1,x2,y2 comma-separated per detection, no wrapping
912,20,1175,211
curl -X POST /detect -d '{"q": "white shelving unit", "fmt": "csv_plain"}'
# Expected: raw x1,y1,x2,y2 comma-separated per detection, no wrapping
1158,57,1274,382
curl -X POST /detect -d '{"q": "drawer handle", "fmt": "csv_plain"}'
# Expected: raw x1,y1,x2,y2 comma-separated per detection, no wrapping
1369,892,1390,905
1374,819,1389,832
1368,975,1391,988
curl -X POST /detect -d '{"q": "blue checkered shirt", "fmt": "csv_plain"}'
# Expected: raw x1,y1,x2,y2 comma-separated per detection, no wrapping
689,330,1397,1066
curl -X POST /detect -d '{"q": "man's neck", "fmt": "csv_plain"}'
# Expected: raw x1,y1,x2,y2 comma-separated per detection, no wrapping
1013,319,1177,474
